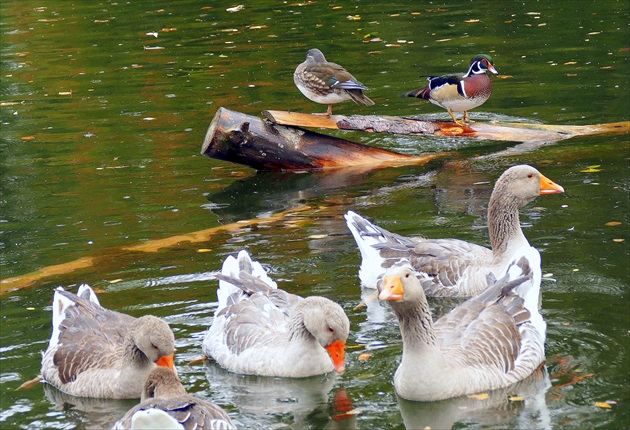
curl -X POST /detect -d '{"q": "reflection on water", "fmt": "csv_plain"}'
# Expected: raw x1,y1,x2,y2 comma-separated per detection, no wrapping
398,368,552,429
203,361,353,429
43,384,136,429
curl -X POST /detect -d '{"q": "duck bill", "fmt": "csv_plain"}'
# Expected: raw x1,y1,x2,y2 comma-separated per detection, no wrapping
155,353,175,371
325,340,346,373
488,63,499,75
378,275,404,301
539,174,565,194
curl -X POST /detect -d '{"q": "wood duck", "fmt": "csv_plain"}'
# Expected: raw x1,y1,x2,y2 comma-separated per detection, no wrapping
294,48,375,116
402,54,498,125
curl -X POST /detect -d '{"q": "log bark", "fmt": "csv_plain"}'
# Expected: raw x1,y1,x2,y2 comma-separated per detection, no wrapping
201,107,445,171
262,110,629,143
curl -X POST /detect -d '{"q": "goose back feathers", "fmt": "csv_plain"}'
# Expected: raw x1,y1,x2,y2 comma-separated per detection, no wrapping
113,367,235,430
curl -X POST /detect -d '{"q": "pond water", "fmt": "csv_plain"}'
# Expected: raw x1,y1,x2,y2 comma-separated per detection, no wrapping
1,1,628,429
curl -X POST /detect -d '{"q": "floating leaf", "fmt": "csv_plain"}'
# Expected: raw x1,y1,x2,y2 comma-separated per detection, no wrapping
197,248,212,253
467,393,489,400
58,91,72,96
465,19,480,23
226,5,244,12
109,279,123,284
508,396,525,402
21,135,35,141
605,221,621,227
308,234,328,239
613,238,624,243
595,402,612,409
580,167,601,173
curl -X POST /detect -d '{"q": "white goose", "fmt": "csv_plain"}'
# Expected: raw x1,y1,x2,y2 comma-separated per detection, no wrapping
345,164,564,296
378,257,546,401
41,284,176,399
202,250,350,378
113,367,235,430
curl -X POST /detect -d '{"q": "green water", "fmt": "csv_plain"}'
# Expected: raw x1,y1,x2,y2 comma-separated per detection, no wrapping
1,1,628,428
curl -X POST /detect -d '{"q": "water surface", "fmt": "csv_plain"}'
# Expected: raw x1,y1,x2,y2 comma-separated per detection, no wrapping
1,1,628,429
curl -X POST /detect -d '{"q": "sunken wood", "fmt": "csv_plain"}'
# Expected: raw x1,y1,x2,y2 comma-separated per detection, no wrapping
201,107,445,171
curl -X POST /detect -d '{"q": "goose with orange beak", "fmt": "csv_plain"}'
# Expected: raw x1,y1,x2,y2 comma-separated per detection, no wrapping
203,250,349,377
378,257,546,401
346,165,564,298
41,284,176,399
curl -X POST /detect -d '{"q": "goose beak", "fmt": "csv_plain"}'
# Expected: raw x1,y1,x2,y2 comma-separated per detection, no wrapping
539,174,564,194
379,275,404,301
325,340,346,373
155,353,175,371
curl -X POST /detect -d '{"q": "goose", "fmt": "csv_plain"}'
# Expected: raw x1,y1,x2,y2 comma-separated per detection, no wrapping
202,250,350,378
345,165,564,296
112,367,235,430
41,284,176,399
378,257,546,402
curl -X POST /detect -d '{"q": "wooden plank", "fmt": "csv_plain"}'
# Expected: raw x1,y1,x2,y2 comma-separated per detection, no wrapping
262,110,630,143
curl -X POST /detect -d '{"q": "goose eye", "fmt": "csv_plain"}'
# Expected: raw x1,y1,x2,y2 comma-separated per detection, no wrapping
528,173,534,179
328,326,334,333
405,272,411,278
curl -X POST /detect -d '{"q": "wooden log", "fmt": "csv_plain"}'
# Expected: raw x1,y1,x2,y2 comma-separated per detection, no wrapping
201,107,446,171
262,110,630,144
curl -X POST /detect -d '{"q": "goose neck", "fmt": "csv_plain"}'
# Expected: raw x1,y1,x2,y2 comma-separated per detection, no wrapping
392,301,437,350
487,192,526,255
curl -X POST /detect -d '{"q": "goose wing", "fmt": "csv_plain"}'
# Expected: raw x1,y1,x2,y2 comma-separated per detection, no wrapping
53,290,135,384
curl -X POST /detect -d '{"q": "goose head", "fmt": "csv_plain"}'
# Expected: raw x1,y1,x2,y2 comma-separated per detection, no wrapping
141,367,186,402
491,165,564,208
132,316,176,371
300,297,350,373
378,262,425,303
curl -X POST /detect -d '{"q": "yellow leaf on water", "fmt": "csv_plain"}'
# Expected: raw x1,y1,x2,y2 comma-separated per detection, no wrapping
465,19,480,23
308,234,328,239
580,167,601,173
605,221,621,227
508,396,525,402
197,248,212,253
109,279,123,284
613,238,624,243
467,393,489,400
595,402,612,409
358,353,372,362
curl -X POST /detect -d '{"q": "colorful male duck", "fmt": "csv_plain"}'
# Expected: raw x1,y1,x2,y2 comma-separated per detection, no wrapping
402,54,498,125
294,48,375,116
